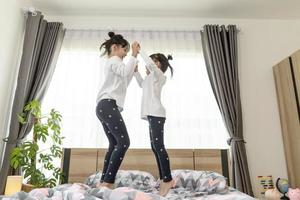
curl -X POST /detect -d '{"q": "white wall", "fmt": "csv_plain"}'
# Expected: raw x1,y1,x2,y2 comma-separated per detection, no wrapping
0,0,32,165
2,9,299,196
46,15,299,197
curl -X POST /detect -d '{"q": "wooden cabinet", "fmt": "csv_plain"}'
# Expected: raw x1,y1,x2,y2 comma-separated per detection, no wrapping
273,50,300,187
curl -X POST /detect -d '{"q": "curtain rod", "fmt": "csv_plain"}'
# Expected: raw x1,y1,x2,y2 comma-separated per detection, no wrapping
67,26,240,33
67,28,202,33
200,25,241,33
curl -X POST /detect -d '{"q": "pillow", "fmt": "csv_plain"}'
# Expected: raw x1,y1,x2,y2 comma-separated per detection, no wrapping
171,170,228,194
114,170,156,191
84,170,156,191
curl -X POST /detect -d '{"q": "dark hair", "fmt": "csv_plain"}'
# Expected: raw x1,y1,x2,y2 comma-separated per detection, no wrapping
100,32,130,56
150,53,174,77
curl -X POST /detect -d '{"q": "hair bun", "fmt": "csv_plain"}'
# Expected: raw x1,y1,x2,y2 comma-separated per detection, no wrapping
108,32,115,38
167,55,173,61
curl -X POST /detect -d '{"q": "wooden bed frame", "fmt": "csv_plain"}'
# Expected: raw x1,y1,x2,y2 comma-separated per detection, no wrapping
61,148,231,185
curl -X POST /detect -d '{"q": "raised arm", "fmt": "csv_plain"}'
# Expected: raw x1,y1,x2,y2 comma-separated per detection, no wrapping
110,41,140,77
126,41,140,85
139,50,159,72
134,70,144,88
110,56,137,77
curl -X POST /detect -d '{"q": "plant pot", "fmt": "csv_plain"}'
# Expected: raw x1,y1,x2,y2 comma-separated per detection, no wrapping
22,183,34,193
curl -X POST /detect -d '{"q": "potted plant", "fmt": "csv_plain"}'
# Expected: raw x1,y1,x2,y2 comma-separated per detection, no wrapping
10,100,65,190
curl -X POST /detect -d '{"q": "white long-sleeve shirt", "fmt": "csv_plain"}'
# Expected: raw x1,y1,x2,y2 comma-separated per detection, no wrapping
97,55,138,111
134,50,167,120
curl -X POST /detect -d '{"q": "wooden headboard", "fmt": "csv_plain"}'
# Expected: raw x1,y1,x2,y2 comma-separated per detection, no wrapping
61,148,231,185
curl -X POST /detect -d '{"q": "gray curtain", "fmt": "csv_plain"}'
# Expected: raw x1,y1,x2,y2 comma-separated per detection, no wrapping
201,25,253,196
0,11,65,194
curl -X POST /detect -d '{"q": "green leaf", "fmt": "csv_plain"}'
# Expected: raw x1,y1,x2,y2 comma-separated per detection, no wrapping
10,148,22,169
17,113,26,124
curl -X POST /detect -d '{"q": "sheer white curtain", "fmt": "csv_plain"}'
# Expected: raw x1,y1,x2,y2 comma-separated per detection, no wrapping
42,29,229,149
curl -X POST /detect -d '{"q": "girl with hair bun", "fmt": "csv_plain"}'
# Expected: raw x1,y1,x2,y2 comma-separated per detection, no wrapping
95,32,140,189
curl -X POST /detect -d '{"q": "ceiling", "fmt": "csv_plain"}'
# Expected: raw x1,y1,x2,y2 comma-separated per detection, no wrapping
30,0,300,19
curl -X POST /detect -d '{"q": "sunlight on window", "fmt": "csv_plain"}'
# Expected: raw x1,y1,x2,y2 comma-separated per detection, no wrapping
42,30,229,149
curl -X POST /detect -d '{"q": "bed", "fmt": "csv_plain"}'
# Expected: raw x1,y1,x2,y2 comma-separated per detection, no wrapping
1,149,255,200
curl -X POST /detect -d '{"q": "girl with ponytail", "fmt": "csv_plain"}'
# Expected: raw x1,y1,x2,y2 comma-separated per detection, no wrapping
134,47,175,196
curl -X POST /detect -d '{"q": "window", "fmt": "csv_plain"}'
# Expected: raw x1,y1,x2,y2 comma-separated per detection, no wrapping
42,30,229,149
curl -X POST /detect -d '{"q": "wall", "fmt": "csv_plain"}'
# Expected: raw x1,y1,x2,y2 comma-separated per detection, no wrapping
0,0,32,165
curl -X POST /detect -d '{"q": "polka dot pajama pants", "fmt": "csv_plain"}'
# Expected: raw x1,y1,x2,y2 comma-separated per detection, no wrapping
96,99,130,183
147,116,172,182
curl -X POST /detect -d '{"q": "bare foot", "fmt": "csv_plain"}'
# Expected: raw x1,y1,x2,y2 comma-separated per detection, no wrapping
96,182,114,189
159,179,175,197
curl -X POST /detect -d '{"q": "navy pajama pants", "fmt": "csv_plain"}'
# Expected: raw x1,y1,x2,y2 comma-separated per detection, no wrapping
96,99,130,183
147,116,172,182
